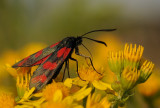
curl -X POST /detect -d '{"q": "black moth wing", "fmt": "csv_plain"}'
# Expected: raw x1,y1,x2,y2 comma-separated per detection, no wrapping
29,37,75,91
12,41,61,68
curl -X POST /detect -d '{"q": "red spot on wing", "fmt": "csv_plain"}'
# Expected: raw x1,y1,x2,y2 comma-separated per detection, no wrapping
32,60,43,66
31,73,47,83
57,47,66,57
63,48,71,59
31,76,39,83
32,53,52,66
43,61,57,70
18,56,30,66
50,41,61,48
35,50,43,58
40,74,47,83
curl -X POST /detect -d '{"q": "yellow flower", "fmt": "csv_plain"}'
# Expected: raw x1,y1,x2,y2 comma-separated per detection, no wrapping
43,82,92,105
111,81,122,92
72,85,92,101
120,67,140,91
94,35,123,84
0,43,46,84
5,64,31,78
108,51,124,79
43,101,66,108
0,92,15,108
43,80,70,101
16,67,31,75
71,66,111,90
138,60,154,83
86,93,111,108
78,66,103,81
70,77,88,87
92,80,112,90
16,67,31,100
18,87,36,103
42,90,83,108
65,79,110,102
124,43,144,68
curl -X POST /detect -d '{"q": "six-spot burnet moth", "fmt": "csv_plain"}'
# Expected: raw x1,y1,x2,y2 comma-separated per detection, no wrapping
12,29,116,92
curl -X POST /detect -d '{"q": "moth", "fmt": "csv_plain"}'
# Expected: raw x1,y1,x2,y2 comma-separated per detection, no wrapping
12,29,116,92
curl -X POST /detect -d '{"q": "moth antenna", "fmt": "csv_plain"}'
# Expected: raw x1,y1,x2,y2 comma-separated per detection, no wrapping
81,43,93,60
80,29,116,37
82,37,107,47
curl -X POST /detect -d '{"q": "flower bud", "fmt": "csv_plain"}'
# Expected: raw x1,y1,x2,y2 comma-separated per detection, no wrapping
108,51,124,78
124,44,144,68
106,94,117,102
16,67,31,100
138,60,154,83
111,81,122,92
120,67,140,91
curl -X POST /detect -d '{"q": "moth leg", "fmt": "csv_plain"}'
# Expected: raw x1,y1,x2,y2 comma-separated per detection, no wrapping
62,61,67,81
75,47,102,75
67,60,70,78
70,57,85,81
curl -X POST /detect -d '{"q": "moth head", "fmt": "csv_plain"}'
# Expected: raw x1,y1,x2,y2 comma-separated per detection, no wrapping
76,36,82,46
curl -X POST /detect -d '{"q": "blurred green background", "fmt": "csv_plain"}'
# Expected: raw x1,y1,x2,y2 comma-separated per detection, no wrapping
0,0,160,108
0,0,160,65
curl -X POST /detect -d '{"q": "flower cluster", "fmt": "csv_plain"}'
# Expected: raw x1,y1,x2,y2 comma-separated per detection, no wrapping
108,43,154,107
0,43,154,108
1,64,112,108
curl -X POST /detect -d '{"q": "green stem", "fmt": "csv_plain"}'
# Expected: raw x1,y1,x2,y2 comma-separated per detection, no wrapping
111,102,118,108
111,90,125,108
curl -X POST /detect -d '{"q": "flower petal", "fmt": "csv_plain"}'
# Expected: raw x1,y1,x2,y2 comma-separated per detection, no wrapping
64,78,73,88
18,87,35,103
53,90,63,102
72,77,88,87
62,96,73,105
73,85,92,101
92,80,112,90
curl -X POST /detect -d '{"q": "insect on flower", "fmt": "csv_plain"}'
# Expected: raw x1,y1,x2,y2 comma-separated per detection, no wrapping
12,29,116,92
